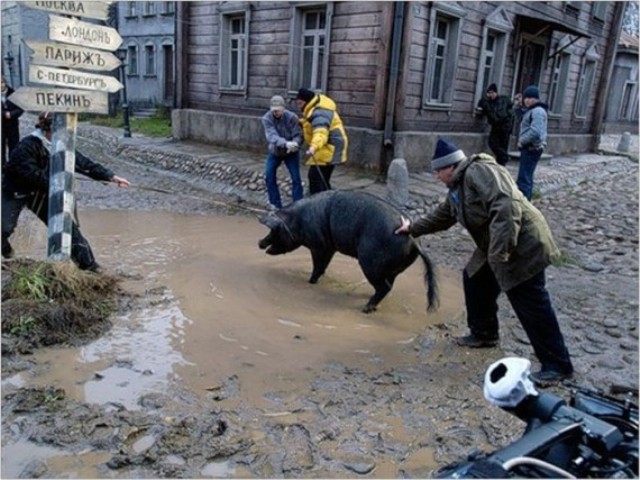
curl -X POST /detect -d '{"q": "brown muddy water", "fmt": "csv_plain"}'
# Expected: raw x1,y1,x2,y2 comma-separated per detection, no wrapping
2,208,478,478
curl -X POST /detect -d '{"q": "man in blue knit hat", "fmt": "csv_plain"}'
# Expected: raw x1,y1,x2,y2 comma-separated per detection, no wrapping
396,138,573,386
515,85,547,200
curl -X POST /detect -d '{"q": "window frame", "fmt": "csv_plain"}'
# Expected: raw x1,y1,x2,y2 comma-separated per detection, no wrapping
287,2,333,96
218,7,250,94
423,2,466,111
574,44,599,119
619,81,638,120
143,1,156,17
160,2,175,16
126,44,139,76
473,6,513,109
144,43,156,77
591,2,607,21
125,1,137,18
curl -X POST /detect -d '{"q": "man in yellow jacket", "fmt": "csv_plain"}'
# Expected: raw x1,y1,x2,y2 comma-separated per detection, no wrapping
295,88,348,194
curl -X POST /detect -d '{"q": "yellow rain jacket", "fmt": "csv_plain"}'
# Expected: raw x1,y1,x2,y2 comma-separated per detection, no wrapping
300,93,348,166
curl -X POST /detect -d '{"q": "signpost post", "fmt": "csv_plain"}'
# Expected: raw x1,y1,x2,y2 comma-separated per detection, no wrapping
9,2,122,264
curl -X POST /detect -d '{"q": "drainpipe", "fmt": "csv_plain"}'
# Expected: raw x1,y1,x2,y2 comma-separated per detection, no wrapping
591,1,625,151
381,1,405,177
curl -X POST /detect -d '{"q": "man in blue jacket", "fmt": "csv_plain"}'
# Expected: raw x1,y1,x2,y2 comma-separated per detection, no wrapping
516,85,548,200
261,95,303,210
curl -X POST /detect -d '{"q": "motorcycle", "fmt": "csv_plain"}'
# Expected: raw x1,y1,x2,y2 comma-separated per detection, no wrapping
436,357,638,478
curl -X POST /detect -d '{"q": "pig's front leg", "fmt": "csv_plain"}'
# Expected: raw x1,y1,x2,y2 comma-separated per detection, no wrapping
309,249,335,283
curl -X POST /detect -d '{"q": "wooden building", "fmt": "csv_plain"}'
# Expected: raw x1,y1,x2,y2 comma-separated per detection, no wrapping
173,1,626,172
604,30,639,134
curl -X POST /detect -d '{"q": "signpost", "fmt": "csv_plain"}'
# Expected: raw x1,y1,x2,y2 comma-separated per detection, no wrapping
10,2,123,263
29,65,123,93
24,40,121,72
49,15,122,52
17,1,112,21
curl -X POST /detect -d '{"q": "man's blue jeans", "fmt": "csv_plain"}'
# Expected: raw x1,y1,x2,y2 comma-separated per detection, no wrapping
265,152,303,209
517,147,543,200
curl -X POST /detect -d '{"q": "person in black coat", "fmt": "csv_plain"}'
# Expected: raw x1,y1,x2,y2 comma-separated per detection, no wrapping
1,112,130,271
1,76,24,167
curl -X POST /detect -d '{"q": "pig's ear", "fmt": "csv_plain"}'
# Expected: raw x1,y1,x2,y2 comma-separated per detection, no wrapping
260,213,282,229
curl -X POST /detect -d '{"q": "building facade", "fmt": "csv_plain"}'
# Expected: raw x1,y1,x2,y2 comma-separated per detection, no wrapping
173,1,625,172
117,1,176,111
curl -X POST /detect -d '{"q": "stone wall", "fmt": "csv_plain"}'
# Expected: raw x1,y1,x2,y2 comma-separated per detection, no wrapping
172,108,596,172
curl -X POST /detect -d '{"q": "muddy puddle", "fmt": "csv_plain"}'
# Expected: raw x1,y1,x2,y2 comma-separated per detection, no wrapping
3,208,482,478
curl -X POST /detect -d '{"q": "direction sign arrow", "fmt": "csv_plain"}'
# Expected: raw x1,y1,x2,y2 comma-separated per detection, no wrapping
24,40,121,72
9,87,109,114
19,1,112,21
30,65,122,93
49,14,122,52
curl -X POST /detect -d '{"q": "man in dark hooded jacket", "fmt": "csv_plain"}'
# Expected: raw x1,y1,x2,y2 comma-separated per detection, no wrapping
475,83,513,166
1,112,130,271
395,138,573,386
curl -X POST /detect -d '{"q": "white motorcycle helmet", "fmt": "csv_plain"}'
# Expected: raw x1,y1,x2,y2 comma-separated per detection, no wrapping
484,357,538,407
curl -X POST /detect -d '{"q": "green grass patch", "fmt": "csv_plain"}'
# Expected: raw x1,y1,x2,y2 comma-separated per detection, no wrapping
79,108,172,138
1,259,122,352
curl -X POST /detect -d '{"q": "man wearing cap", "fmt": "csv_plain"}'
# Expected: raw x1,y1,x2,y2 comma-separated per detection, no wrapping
475,83,514,166
295,88,348,194
395,138,573,386
1,112,130,272
515,85,548,200
261,95,303,209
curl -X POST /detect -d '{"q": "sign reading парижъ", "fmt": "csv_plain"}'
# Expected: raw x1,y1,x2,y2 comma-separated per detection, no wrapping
24,40,121,72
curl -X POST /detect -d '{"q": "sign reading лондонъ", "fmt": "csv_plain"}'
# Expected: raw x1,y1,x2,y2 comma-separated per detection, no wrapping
49,14,122,52
9,87,108,114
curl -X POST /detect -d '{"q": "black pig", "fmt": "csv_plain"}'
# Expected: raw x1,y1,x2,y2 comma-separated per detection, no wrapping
258,190,439,313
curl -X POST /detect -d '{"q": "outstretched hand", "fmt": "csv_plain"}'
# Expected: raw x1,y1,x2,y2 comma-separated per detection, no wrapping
395,216,411,235
111,175,131,188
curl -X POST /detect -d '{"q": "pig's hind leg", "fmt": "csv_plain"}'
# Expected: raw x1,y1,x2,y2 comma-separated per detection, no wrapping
309,249,335,283
361,272,395,313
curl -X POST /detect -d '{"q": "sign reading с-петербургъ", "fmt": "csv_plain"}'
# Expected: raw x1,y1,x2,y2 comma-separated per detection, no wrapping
30,65,123,93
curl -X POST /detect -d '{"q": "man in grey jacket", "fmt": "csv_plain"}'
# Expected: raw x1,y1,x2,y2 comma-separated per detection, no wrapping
515,85,547,200
261,95,303,209
395,138,573,386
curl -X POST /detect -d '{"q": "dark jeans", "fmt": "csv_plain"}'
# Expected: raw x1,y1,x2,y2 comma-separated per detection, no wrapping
1,189,98,269
308,164,335,195
489,124,511,166
517,147,543,200
265,152,303,209
1,124,20,167
463,263,573,374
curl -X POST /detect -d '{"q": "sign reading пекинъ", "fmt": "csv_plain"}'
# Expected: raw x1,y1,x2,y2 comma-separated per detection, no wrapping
24,40,121,72
18,1,112,21
49,14,122,52
9,87,109,114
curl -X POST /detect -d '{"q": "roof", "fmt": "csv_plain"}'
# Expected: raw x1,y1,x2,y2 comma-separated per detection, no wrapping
619,31,639,50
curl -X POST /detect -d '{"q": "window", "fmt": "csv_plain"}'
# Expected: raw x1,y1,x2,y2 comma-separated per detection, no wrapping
574,44,599,118
288,3,333,94
592,2,607,21
475,6,513,106
619,81,638,120
219,12,249,91
127,45,138,75
161,2,175,15
125,1,136,18
143,1,155,16
423,3,466,108
548,53,570,115
144,44,156,76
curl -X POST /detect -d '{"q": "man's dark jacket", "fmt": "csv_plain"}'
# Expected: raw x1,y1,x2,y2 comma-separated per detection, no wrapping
3,134,114,194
